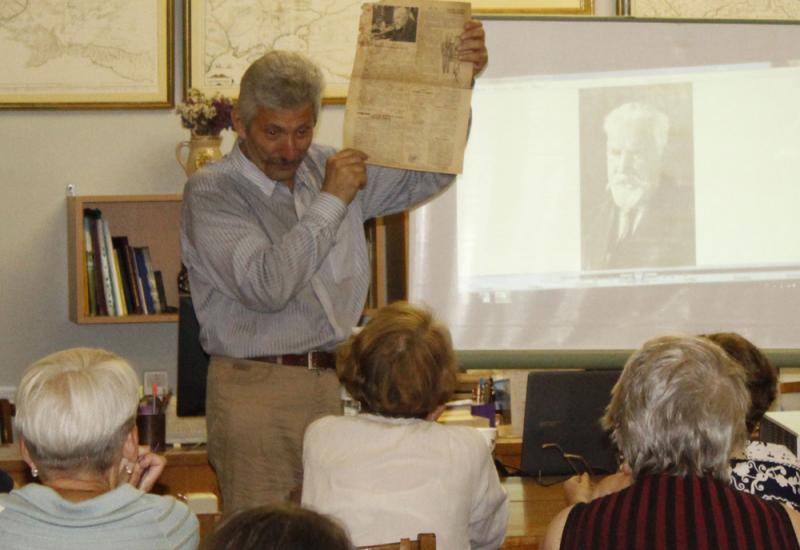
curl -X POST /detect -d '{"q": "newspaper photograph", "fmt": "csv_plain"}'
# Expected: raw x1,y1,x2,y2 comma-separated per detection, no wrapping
343,0,473,174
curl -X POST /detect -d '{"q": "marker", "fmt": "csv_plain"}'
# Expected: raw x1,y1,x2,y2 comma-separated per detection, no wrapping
152,383,158,414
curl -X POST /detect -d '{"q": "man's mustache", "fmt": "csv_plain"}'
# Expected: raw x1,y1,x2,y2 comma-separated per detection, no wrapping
607,174,646,191
266,157,301,167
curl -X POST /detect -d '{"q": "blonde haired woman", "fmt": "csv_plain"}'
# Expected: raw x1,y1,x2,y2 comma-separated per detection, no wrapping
0,348,198,549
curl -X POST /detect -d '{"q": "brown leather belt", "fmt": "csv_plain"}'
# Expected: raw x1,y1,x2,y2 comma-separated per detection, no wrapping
249,351,336,370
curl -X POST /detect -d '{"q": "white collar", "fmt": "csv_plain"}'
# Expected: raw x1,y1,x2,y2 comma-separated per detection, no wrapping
231,139,311,198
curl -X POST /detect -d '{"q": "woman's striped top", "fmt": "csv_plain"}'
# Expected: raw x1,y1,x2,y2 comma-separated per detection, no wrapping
560,474,799,550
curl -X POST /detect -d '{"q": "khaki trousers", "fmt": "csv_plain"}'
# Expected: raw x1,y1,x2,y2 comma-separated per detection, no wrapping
206,355,342,514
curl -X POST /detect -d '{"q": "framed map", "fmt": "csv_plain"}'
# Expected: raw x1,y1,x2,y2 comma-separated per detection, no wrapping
184,0,593,104
0,0,173,109
629,0,800,19
471,0,592,15
184,0,364,103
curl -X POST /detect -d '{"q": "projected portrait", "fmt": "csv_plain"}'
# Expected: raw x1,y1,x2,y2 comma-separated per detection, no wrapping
580,84,696,271
371,5,419,43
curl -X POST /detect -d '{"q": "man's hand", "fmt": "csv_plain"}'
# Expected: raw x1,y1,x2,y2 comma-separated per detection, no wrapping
459,20,488,78
321,149,369,205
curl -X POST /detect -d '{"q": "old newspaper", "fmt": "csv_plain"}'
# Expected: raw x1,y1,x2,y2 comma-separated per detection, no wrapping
343,0,473,174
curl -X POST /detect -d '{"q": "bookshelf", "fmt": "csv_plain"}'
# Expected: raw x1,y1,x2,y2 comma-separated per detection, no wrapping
364,212,407,316
68,195,407,324
67,195,182,324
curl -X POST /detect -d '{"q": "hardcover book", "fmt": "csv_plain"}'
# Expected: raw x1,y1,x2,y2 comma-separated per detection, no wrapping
134,247,156,314
84,209,108,316
154,270,172,312
112,236,144,315
112,249,128,315
141,247,162,314
83,215,97,316
100,218,123,316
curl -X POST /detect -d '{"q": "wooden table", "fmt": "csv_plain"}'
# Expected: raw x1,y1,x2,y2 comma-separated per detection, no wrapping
502,477,567,548
496,435,523,470
0,441,565,549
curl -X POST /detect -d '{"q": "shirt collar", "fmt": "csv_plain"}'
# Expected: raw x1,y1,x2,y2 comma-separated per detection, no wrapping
357,413,429,426
230,139,312,198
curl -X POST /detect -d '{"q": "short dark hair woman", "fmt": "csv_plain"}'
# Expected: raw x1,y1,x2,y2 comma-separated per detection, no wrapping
705,332,800,510
206,504,352,550
301,301,508,549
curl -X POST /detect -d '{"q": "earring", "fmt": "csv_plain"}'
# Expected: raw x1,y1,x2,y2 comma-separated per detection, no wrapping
31,466,38,478
125,464,134,475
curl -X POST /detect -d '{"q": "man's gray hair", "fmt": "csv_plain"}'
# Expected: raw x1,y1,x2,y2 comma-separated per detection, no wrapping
14,348,139,476
601,335,749,482
603,102,670,155
237,50,325,128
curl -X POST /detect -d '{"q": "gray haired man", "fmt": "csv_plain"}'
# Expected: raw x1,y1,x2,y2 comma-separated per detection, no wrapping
181,22,488,513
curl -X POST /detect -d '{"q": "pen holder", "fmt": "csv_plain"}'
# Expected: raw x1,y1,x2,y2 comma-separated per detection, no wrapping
471,402,496,428
136,412,166,452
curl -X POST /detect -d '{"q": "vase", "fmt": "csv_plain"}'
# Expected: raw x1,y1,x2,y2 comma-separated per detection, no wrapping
175,133,223,177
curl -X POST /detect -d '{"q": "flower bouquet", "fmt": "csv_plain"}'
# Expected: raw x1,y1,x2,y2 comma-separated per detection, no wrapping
176,88,234,136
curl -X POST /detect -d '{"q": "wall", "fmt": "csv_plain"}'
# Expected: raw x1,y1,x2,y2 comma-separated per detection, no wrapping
0,0,615,393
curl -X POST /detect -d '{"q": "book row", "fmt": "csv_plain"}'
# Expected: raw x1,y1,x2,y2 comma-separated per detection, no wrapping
83,208,175,317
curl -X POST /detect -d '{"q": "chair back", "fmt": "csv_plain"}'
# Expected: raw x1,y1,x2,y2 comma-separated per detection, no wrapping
357,533,435,550
0,398,15,444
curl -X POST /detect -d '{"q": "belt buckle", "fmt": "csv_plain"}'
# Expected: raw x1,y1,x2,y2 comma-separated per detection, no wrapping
307,352,320,370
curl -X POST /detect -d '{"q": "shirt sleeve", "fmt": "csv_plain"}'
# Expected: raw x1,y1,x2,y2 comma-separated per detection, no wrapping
469,445,509,550
357,164,455,221
182,175,348,312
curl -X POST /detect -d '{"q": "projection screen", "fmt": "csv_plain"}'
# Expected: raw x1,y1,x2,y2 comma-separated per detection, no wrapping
408,17,800,356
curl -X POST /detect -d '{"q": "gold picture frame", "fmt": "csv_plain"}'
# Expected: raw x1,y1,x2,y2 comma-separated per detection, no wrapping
472,0,593,15
625,0,800,19
0,0,173,110
184,0,592,103
184,0,361,103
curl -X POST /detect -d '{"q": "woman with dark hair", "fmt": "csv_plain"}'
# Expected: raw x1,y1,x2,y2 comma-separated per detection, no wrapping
705,332,800,510
301,301,507,550
206,504,352,550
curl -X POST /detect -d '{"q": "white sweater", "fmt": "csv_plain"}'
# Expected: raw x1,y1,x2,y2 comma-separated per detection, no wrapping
302,414,508,550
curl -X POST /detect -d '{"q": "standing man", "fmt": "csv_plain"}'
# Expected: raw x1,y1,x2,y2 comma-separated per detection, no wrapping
582,101,696,271
181,22,488,513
